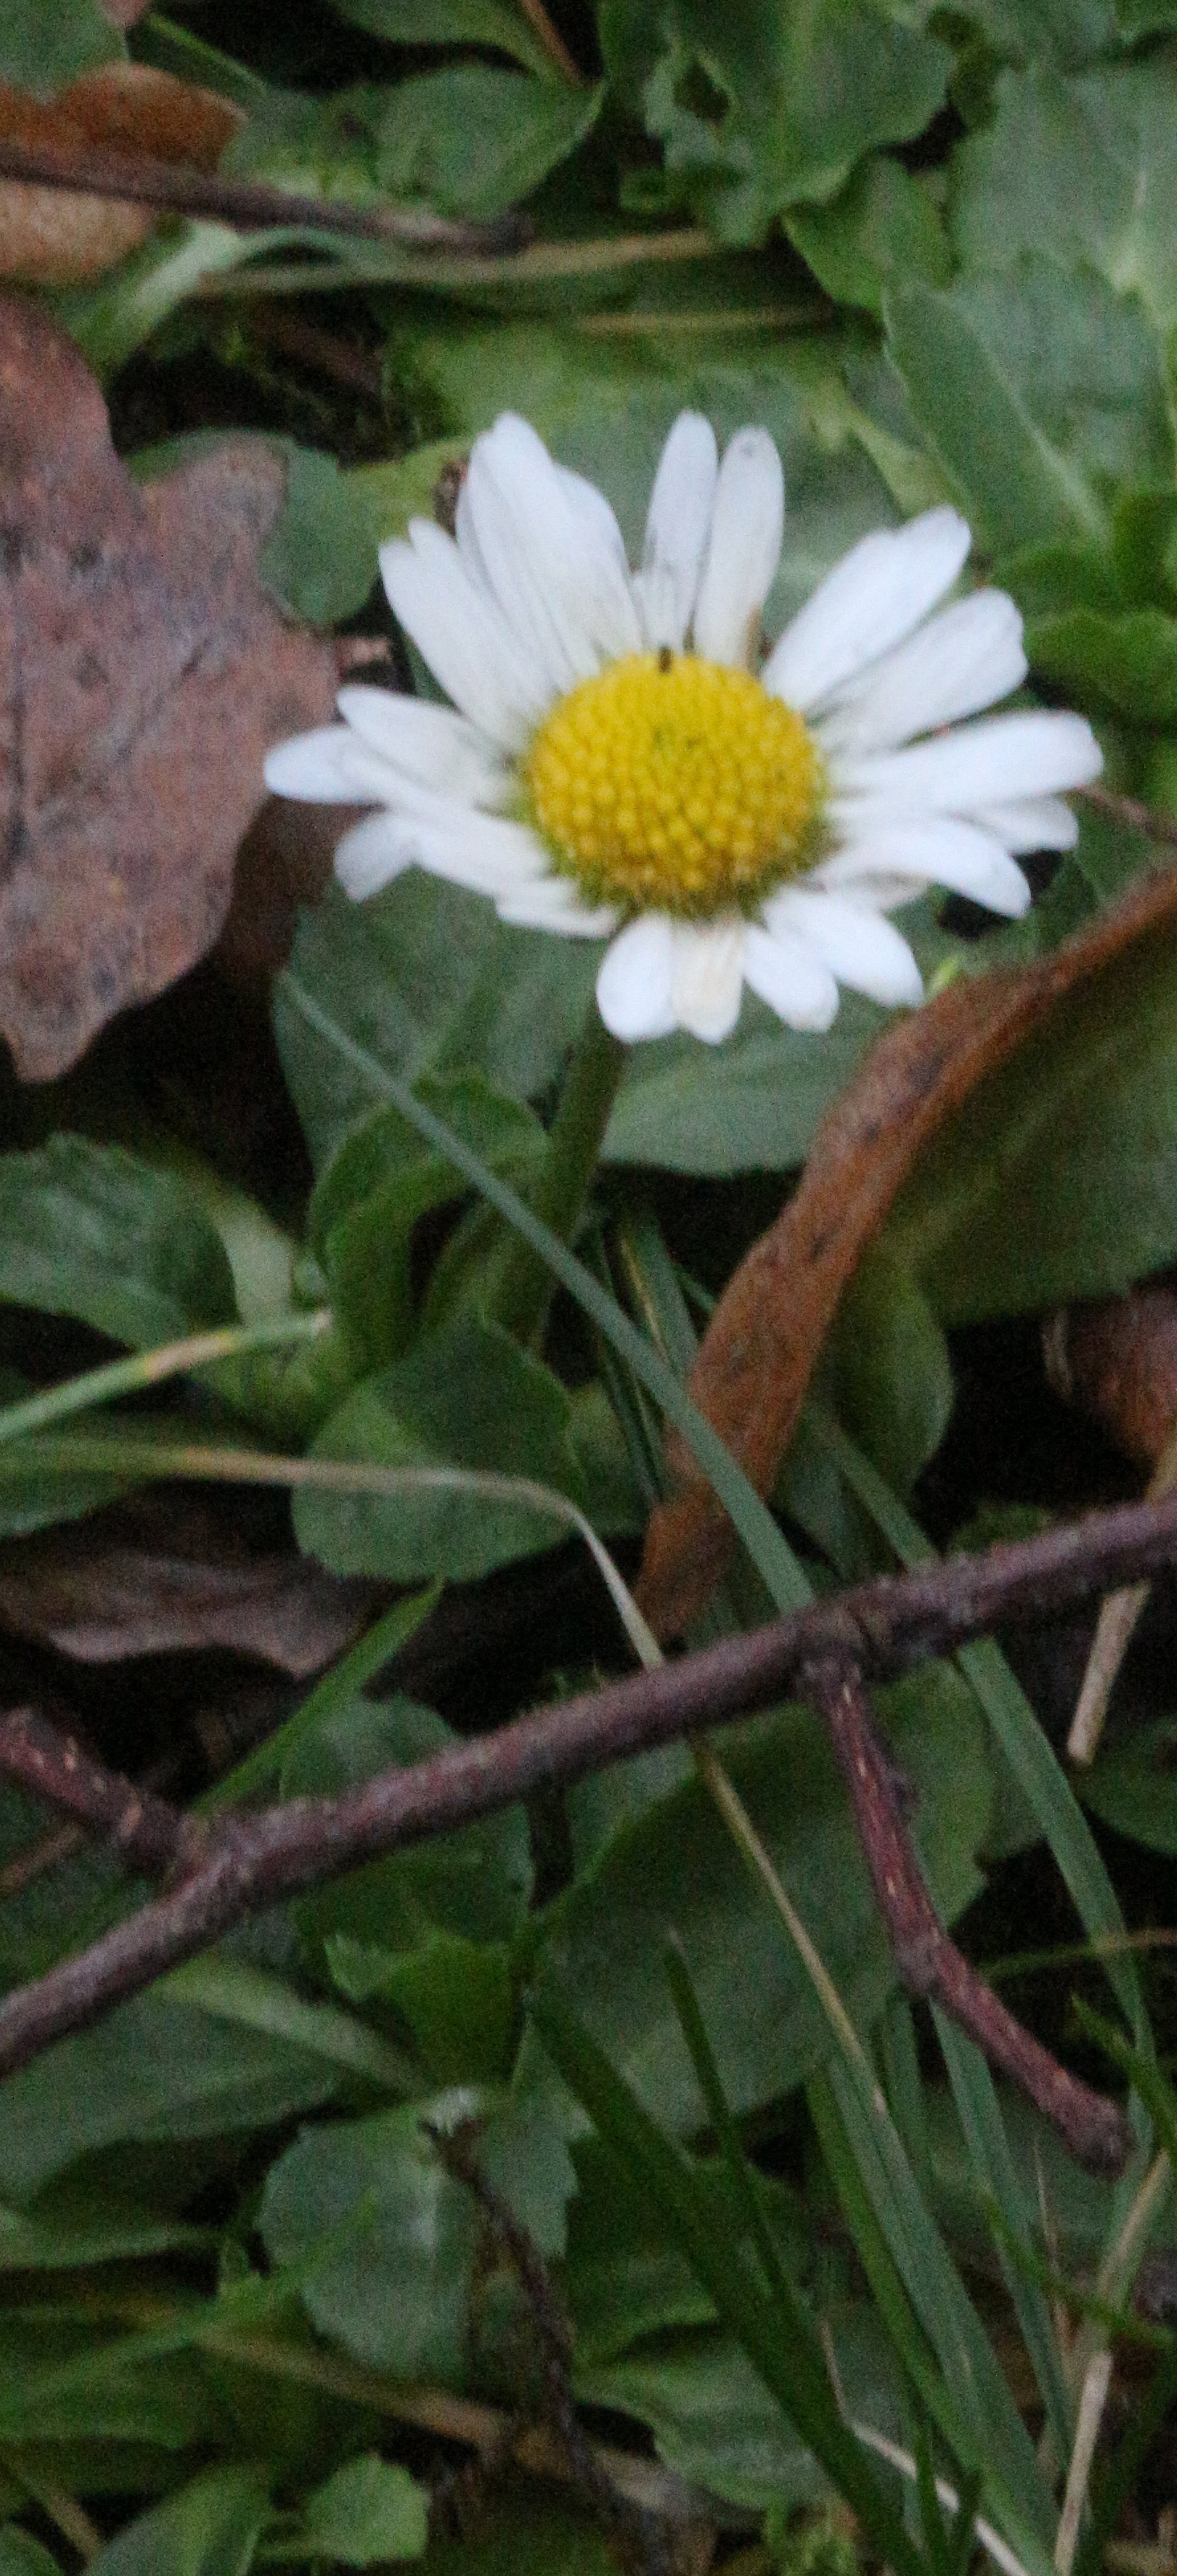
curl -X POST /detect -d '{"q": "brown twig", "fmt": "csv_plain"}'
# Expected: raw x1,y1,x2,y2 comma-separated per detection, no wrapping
0,1708,199,1880
801,1658,1131,2175
514,0,590,85
0,136,528,252
1080,784,1177,849
428,2120,671,2575
4,1487,1177,2114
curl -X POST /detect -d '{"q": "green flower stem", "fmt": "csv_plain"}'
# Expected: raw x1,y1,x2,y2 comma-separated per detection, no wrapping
492,1002,626,1348
0,1309,329,1450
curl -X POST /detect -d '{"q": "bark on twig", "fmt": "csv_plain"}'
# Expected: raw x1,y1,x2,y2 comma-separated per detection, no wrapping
2,1487,1177,2131
0,136,528,252
801,1658,1131,2175
0,1707,199,1880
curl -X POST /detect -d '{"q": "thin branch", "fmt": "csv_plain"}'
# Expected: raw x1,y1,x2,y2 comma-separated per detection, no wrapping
513,0,589,85
0,136,527,253
3,1485,1177,2098
800,1659,1131,2176
0,1709,196,1881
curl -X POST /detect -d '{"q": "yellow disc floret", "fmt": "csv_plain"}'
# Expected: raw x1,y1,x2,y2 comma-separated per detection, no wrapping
523,651,822,916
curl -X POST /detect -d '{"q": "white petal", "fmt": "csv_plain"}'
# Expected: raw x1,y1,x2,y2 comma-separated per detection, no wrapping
763,508,972,715
557,464,630,572
834,709,1103,813
765,887,924,1006
692,427,784,667
596,915,678,1041
818,818,1031,918
496,877,619,937
815,590,1027,757
339,804,547,905
634,411,718,652
972,794,1080,853
669,919,747,1043
335,687,508,807
460,413,640,689
380,521,551,750
264,725,403,805
333,812,417,901
741,924,840,1030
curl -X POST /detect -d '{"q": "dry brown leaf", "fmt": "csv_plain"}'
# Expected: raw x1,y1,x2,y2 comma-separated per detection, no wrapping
0,1519,377,1673
0,64,243,282
0,294,341,1080
638,855,1177,1638
101,0,153,23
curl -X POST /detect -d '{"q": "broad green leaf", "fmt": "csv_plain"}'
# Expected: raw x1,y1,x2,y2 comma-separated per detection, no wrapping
532,1670,993,2131
935,0,1123,70
579,2309,899,2513
294,1317,589,1582
1082,1717,1177,1853
0,1994,341,2205
0,2535,62,2575
311,1077,545,1367
602,990,885,1174
327,0,558,78
884,916,1177,1320
88,2470,270,2576
787,156,950,317
260,2091,575,2375
1025,603,1177,722
374,68,603,219
885,258,1172,553
327,1930,516,2084
276,879,596,1175
282,1692,532,1956
282,2455,428,2565
598,0,950,244
0,0,121,90
564,2135,805,2360
951,60,1177,332
0,2313,219,2449
816,1246,954,1497
0,1140,237,1348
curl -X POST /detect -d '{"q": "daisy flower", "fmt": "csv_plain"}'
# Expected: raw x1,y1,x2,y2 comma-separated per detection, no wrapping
265,412,1102,1046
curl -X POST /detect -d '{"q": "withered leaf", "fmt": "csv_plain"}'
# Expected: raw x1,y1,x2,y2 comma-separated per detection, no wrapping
0,1509,378,1673
0,64,243,282
637,854,1177,1638
0,295,340,1079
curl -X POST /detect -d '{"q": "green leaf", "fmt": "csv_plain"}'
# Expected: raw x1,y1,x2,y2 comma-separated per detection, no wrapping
258,447,378,627
934,0,1124,71
787,156,951,317
276,879,596,1177
281,1692,532,1957
0,1140,237,1348
950,59,1177,333
327,0,559,78
259,2091,574,2376
532,1670,993,2132
598,0,951,244
1025,602,1177,722
0,2536,62,2576
564,2135,805,2360
374,68,603,219
294,1316,588,1582
885,257,1172,553
89,2470,270,2576
603,991,886,1174
0,0,121,91
579,2315,897,2513
327,1931,516,2084
818,1247,954,1497
885,906,1177,1320
1082,1717,1177,1852
311,1078,545,1368
0,1993,341,2206
279,2455,428,2565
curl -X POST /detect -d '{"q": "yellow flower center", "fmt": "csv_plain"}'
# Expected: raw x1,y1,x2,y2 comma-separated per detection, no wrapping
522,651,822,917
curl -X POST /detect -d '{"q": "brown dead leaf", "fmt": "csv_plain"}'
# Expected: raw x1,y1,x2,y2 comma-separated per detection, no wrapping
101,0,153,23
638,853,1177,1638
0,294,340,1080
0,1513,377,1673
0,64,243,282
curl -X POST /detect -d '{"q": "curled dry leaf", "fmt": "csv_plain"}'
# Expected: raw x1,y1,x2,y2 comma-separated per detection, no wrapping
0,295,341,1080
0,64,243,282
638,858,1177,1639
1046,1287,1177,1470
